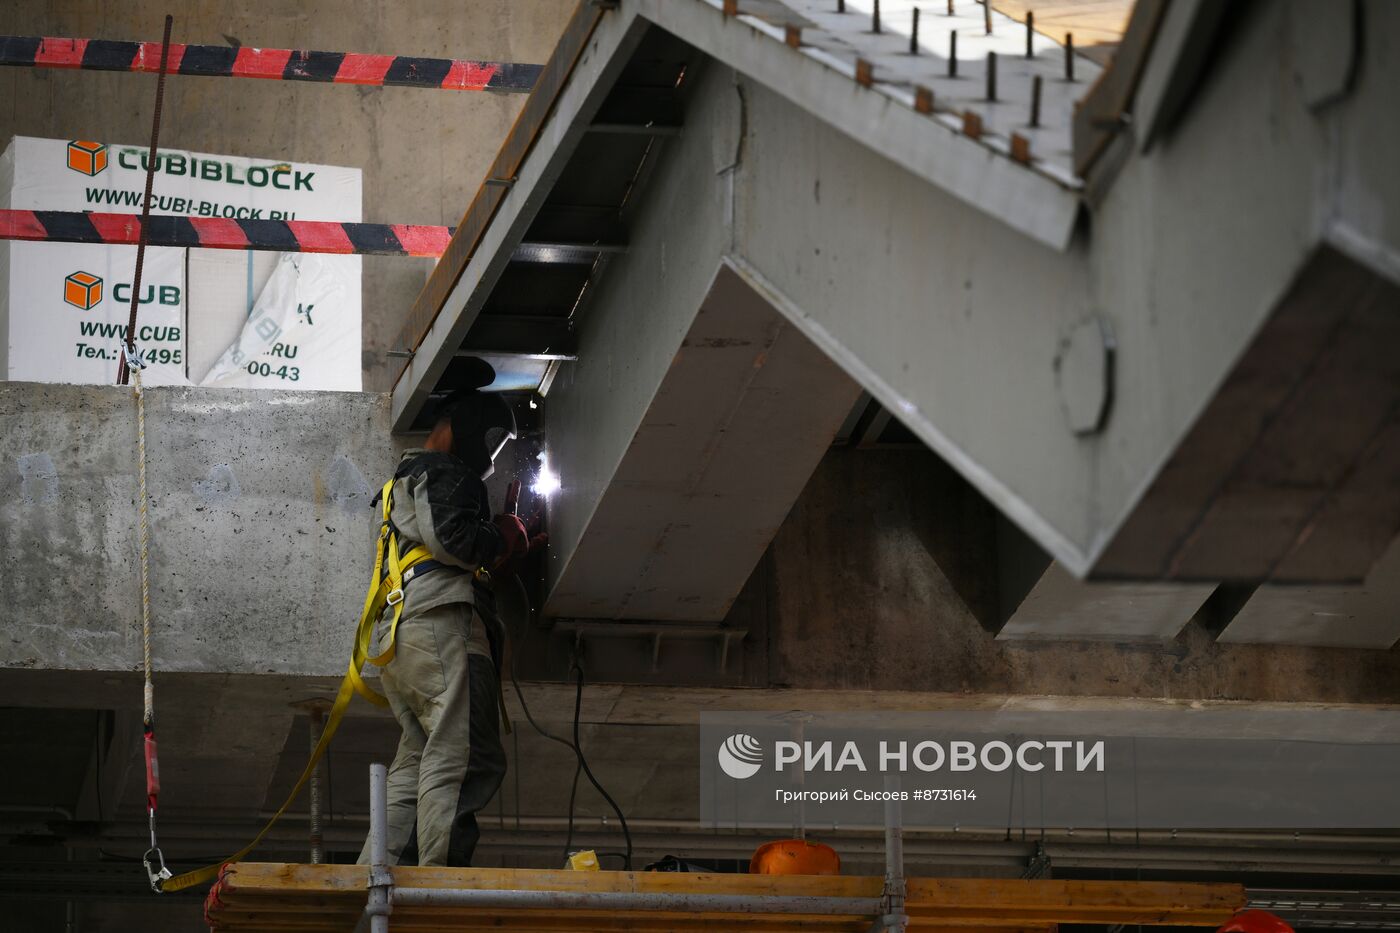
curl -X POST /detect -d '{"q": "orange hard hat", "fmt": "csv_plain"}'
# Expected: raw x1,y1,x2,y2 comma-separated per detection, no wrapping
749,839,841,875
1217,910,1295,933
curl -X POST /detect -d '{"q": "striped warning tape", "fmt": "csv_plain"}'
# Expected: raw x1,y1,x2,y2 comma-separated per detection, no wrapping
0,209,453,257
0,35,541,92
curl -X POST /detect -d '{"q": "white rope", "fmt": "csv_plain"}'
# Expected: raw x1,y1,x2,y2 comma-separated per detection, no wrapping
134,363,154,726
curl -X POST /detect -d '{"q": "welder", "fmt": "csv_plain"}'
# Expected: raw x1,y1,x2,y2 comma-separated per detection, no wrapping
356,360,540,867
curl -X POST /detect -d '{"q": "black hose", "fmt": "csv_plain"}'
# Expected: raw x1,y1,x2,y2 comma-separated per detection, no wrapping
569,659,633,870
508,575,633,870
505,595,573,756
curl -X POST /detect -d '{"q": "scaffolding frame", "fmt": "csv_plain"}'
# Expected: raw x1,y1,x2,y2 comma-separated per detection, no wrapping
361,763,910,932
202,763,1246,932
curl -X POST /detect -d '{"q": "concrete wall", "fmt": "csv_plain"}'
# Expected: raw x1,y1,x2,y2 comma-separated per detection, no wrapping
0,0,576,391
0,382,395,676
7,381,1399,706
764,449,1400,705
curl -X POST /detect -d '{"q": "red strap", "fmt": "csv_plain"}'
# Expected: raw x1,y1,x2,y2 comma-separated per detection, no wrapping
144,730,161,809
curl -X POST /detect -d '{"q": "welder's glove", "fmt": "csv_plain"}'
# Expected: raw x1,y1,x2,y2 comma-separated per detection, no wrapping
491,513,529,575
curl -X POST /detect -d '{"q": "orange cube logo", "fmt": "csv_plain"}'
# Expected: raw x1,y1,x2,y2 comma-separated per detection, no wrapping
64,271,103,310
66,140,108,176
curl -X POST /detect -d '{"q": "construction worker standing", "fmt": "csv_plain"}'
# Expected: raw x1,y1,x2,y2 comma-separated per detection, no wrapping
356,365,533,868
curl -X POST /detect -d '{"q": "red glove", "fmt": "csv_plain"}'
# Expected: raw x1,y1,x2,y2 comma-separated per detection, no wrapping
492,513,529,575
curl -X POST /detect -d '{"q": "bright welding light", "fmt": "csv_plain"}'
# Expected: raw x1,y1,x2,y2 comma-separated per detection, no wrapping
531,454,561,498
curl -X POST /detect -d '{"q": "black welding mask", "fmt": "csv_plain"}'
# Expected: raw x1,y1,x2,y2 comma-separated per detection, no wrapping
443,389,517,479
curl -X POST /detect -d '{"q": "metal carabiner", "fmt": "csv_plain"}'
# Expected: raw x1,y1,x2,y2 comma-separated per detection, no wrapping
143,805,172,892
122,340,148,372
143,845,172,892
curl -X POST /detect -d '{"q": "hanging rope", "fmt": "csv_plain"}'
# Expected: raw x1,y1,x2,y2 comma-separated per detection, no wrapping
117,13,175,892
128,341,171,891
135,361,153,727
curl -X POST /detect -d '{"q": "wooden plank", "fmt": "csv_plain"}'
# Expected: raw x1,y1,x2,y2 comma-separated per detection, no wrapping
990,1,1134,61
905,879,1244,925
207,864,1245,933
1070,0,1174,175
389,0,606,381
219,862,887,896
208,910,1049,933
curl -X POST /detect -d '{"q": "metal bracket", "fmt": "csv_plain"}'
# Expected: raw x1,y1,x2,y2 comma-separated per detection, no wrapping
1022,840,1052,879
553,621,748,677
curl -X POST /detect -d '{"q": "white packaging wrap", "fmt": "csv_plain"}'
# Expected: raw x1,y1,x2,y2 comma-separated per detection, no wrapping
201,252,361,391
1,135,363,389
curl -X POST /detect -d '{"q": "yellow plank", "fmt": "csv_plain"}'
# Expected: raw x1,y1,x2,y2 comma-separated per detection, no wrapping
905,879,1244,924
207,865,1244,933
991,0,1134,63
220,863,887,898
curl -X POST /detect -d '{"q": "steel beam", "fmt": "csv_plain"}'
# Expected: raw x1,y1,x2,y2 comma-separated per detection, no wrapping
389,7,649,430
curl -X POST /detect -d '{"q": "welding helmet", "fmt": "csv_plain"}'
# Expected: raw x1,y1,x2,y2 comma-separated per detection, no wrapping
428,358,516,478
437,389,516,478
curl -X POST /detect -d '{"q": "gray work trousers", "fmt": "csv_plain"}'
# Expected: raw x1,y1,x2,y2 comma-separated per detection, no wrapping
357,602,506,867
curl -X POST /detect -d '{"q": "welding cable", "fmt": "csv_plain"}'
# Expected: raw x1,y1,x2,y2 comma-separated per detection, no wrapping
569,658,633,870
507,579,576,754
563,745,584,862
505,575,590,862
508,575,633,869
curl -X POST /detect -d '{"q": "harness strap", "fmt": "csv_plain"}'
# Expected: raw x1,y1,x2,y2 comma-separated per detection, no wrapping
350,480,505,735
160,477,501,892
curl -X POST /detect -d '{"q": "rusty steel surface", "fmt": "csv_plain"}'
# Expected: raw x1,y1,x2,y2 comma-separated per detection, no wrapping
389,0,606,381
1071,0,1172,175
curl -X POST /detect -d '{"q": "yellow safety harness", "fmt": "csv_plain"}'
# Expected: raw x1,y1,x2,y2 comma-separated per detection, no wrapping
348,478,437,706
160,478,446,892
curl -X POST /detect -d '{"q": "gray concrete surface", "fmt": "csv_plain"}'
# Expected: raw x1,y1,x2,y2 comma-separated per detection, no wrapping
5,388,1400,931
997,562,1214,642
8,382,1400,703
1220,537,1400,649
765,449,1400,705
0,381,396,677
540,51,736,615
0,0,577,392
547,258,862,620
